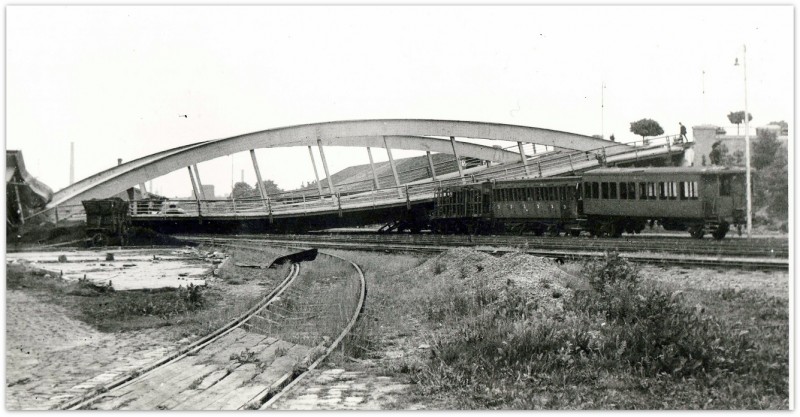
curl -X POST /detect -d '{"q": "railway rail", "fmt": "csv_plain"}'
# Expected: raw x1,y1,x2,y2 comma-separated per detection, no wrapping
183,234,788,271
59,241,366,411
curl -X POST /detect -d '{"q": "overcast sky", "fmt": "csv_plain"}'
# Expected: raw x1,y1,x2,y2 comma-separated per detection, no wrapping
6,6,792,198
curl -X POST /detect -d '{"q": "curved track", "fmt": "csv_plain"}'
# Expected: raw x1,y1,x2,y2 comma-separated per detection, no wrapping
59,242,366,410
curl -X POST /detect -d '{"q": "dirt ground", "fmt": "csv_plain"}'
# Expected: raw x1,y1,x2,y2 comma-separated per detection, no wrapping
5,290,186,410
5,246,279,410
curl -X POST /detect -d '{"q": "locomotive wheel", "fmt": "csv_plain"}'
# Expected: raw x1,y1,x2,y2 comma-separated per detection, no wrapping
712,222,730,240
624,223,635,234
548,226,560,237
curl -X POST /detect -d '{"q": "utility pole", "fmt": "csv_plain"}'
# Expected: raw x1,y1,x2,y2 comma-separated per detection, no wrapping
741,45,752,238
601,81,606,139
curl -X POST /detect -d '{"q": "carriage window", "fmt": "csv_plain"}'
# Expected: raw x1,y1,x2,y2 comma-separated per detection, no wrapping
669,182,678,200
658,182,667,199
584,183,591,198
683,181,698,200
647,182,657,200
627,182,636,199
720,176,732,196
609,182,617,199
601,182,609,199
558,187,565,200
525,188,532,201
639,183,647,200
592,182,599,199
619,182,628,199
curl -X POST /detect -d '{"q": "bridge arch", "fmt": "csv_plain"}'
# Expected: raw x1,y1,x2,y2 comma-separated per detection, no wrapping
47,119,620,209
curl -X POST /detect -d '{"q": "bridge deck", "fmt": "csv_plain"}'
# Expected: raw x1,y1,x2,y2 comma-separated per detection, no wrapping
129,140,687,226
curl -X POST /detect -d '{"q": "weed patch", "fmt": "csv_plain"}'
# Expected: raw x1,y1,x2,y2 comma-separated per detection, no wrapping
412,251,788,409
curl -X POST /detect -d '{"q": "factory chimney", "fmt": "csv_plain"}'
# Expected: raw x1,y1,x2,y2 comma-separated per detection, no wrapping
69,142,75,185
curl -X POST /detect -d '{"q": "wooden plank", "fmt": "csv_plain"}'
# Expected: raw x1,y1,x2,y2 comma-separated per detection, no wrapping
112,363,217,410
205,333,273,365
172,364,260,410
209,384,270,410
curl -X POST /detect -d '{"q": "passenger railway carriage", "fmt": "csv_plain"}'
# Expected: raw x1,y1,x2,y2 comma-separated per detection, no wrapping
580,167,746,239
430,166,746,239
431,177,582,235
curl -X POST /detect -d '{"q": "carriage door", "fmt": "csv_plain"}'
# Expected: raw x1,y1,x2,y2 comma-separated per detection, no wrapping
715,175,735,216
702,175,719,217
559,186,571,220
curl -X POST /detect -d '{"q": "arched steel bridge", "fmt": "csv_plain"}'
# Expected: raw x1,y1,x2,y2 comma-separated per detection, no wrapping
40,119,690,232
48,119,623,209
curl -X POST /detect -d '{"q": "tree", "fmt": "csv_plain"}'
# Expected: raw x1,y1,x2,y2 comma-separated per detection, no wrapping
257,179,283,195
231,182,254,199
769,120,789,135
726,111,753,135
629,119,664,143
708,140,729,166
752,129,782,170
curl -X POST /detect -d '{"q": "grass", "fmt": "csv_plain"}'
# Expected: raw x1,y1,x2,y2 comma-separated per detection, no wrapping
408,253,788,409
245,252,363,351
313,249,787,410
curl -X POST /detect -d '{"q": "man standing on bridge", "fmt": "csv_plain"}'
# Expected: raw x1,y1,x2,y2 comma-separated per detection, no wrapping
678,122,687,143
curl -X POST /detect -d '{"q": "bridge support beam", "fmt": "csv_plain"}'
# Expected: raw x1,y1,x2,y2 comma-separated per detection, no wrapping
383,136,403,198
517,141,530,176
138,182,148,199
317,139,337,197
14,185,24,225
450,136,465,182
366,147,380,190
250,149,270,213
192,164,206,200
426,151,437,181
187,167,201,213
307,146,324,197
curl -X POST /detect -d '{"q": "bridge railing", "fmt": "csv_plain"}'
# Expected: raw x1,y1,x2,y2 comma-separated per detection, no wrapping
127,135,689,219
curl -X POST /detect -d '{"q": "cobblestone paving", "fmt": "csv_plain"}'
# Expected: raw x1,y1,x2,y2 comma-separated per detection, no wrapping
6,290,180,410
268,368,411,410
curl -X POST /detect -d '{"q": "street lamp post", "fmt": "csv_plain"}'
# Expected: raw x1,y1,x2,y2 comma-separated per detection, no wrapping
736,44,752,238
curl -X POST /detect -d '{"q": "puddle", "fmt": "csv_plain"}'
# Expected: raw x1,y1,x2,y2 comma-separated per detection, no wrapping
6,248,218,290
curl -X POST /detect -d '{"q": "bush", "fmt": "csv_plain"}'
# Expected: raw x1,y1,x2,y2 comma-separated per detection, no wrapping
582,252,639,294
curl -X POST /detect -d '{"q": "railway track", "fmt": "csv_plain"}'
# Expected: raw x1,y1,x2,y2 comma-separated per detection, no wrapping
183,234,788,271
59,242,366,411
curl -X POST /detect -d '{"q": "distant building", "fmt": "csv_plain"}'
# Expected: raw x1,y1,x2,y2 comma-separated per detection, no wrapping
190,184,215,200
